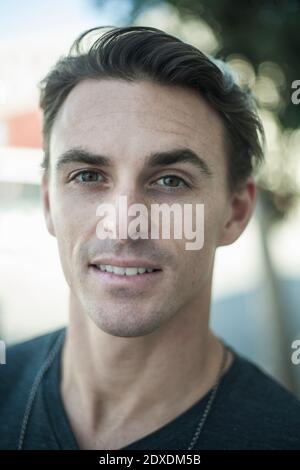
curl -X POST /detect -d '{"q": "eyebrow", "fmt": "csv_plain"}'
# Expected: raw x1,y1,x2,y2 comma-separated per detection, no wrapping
55,146,213,178
147,148,213,177
56,148,113,171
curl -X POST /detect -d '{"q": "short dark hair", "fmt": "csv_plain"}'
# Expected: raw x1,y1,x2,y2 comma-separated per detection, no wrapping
39,25,264,191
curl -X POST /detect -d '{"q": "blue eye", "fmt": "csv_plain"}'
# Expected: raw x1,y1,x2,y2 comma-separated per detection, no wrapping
156,175,188,189
74,170,103,184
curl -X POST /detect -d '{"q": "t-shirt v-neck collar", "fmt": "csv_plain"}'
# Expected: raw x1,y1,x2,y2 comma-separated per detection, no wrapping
42,337,238,450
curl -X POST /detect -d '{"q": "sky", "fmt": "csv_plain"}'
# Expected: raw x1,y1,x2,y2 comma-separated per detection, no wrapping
0,0,132,117
0,0,131,39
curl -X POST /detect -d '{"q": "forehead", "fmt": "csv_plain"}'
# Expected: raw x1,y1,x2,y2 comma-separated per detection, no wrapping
50,78,227,172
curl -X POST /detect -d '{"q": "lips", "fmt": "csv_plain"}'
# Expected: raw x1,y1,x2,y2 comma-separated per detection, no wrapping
89,260,162,286
93,265,160,276
90,257,162,270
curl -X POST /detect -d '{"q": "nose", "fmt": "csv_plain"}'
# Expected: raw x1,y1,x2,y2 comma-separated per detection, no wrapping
99,186,149,242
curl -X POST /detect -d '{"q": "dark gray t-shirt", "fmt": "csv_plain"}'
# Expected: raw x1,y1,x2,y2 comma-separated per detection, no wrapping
1,328,300,450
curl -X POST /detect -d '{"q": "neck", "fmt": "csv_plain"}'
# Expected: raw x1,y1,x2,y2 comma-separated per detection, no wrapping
60,285,227,447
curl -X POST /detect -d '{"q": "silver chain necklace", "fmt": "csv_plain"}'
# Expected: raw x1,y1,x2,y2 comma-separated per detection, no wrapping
18,330,228,450
188,343,228,450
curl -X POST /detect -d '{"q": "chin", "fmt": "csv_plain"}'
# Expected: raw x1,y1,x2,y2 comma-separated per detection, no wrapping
87,307,166,338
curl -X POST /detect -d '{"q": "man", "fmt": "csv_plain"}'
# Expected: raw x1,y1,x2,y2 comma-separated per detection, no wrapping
1,26,300,450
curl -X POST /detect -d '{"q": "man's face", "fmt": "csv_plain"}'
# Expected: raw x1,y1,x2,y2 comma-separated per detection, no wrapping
43,78,252,337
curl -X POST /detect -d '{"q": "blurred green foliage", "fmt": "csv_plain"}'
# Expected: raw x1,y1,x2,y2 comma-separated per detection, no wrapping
126,0,300,129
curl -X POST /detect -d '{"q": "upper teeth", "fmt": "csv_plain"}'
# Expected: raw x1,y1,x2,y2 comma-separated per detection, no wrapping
97,265,156,276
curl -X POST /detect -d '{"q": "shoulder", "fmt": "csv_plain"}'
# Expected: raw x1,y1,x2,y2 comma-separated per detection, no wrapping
231,353,300,414
0,329,65,436
1,328,65,378
217,350,300,449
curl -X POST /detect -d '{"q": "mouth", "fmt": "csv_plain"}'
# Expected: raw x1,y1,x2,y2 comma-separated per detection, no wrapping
89,263,163,286
92,263,161,275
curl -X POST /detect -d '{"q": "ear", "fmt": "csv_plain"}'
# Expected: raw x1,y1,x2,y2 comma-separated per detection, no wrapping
41,172,56,237
217,177,256,247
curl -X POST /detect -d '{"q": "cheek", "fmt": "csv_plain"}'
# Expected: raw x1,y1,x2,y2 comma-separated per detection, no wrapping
168,249,211,303
168,234,212,286
174,202,221,288
50,189,98,276
51,185,98,236
171,200,218,255
202,195,226,248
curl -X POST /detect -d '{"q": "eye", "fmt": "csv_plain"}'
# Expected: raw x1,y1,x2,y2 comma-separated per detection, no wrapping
154,175,188,190
72,170,104,184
